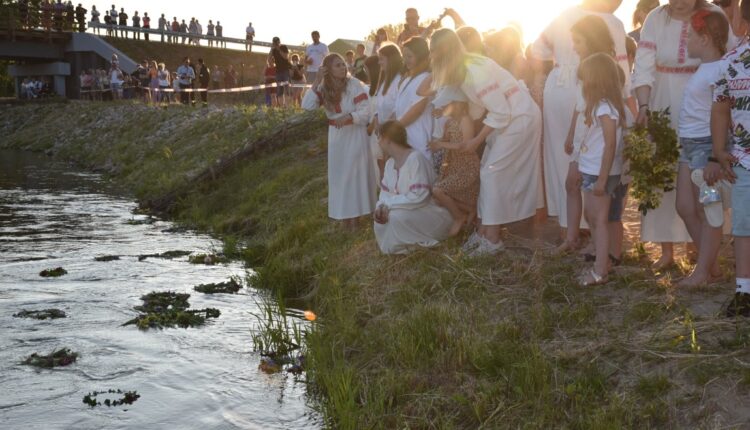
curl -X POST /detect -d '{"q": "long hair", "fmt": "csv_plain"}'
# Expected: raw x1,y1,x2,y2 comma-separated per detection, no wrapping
633,0,660,28
577,53,626,129
377,43,403,96
364,55,380,96
320,53,349,112
690,9,729,56
430,28,468,89
379,120,409,149
456,26,484,55
402,36,430,77
484,27,522,70
665,0,710,17
571,15,615,58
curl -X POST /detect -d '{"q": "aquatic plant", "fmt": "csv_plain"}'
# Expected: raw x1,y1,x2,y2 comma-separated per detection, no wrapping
137,250,192,261
194,278,242,294
82,389,140,408
251,292,306,374
94,255,120,262
39,267,67,277
124,291,220,330
13,309,67,320
188,253,229,265
23,348,78,368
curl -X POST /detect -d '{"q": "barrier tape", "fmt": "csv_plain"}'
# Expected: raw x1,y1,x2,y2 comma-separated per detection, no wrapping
79,81,311,94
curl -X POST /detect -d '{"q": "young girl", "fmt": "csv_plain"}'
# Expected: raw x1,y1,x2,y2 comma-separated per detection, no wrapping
302,53,377,228
427,87,481,236
576,53,627,286
675,9,729,287
395,37,433,162
374,120,453,254
363,55,385,178
370,44,404,175
264,56,277,107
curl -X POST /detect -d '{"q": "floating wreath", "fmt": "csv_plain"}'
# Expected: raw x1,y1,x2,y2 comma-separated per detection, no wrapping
623,108,679,215
82,389,140,408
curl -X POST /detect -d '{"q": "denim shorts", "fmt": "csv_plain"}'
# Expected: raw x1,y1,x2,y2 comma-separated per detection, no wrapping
275,70,290,96
581,173,621,196
679,136,713,169
608,183,629,222
732,166,750,237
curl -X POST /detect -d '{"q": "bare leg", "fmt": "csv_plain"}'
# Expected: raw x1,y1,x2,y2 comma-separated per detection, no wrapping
480,225,503,244
433,187,467,237
557,162,583,253
679,181,723,286
584,191,611,278
676,163,703,248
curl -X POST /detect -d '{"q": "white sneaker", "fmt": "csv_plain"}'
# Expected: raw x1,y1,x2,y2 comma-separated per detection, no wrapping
462,231,481,252
468,236,505,257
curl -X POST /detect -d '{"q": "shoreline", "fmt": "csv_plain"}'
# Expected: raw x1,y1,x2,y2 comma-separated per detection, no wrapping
2,101,749,428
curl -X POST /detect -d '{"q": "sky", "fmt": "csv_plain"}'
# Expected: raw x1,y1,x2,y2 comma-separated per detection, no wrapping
104,0,644,47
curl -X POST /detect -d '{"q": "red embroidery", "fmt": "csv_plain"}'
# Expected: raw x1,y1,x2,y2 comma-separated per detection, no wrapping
656,64,698,74
503,86,520,99
614,54,629,62
327,118,353,127
727,79,750,90
314,89,323,104
638,41,657,50
678,21,689,64
476,82,500,99
334,103,342,113
408,183,431,192
353,93,368,104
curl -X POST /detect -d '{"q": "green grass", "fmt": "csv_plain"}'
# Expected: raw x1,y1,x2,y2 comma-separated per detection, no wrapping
3,102,750,428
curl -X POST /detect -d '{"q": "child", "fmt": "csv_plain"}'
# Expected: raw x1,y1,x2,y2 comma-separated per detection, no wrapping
374,120,453,254
675,9,730,287
576,53,627,286
707,0,750,317
427,87,480,237
264,56,277,107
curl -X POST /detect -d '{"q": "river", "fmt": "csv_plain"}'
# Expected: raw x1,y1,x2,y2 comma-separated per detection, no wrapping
0,150,320,429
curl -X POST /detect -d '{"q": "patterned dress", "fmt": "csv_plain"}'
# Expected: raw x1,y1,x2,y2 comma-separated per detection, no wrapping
434,118,480,207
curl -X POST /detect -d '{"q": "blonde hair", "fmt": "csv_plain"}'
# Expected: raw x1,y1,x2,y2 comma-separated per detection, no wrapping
430,28,468,89
577,53,626,129
320,53,349,112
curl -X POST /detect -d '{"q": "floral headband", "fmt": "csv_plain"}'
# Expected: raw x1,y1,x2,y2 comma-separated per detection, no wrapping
691,9,712,33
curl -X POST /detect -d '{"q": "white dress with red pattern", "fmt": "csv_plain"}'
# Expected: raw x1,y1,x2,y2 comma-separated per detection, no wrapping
461,56,543,225
302,78,377,219
374,151,452,254
532,6,631,227
632,4,728,243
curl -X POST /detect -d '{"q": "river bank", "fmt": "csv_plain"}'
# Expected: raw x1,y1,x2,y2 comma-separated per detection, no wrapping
3,101,750,428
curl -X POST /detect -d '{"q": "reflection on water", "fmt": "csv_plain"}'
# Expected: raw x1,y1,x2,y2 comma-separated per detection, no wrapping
0,150,320,429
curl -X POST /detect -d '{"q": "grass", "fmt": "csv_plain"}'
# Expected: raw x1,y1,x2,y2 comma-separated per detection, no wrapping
3,101,750,428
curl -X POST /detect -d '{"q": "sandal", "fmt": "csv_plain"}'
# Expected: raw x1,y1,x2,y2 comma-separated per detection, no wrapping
583,253,621,266
578,269,608,286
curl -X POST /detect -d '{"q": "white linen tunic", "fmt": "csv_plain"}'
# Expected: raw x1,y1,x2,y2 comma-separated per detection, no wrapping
532,6,631,227
461,56,543,225
394,72,433,161
632,4,727,242
374,151,452,254
302,78,378,220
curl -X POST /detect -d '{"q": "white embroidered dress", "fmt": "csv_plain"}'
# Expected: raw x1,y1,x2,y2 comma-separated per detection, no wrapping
374,151,452,254
302,78,378,220
632,4,728,242
532,6,631,227
461,56,543,225
394,72,433,161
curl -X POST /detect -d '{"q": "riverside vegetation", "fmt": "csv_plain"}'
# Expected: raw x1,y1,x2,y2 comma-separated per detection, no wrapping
2,101,750,428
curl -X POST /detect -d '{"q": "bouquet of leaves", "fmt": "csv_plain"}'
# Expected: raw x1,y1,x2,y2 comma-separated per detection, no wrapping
623,108,679,215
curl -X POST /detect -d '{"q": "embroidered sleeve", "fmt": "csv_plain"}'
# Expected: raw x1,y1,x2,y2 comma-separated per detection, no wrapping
631,10,658,91
381,156,433,210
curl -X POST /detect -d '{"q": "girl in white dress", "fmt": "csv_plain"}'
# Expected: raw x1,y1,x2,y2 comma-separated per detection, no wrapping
373,121,453,254
633,0,729,268
430,28,543,256
369,44,404,177
394,37,433,162
531,0,631,231
302,53,378,227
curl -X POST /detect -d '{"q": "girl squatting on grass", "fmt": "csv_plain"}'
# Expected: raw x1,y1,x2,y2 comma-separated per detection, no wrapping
576,53,628,286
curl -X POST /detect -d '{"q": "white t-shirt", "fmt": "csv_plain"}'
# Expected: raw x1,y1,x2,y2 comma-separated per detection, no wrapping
305,42,329,72
246,26,254,36
578,100,624,176
679,60,724,138
110,69,123,85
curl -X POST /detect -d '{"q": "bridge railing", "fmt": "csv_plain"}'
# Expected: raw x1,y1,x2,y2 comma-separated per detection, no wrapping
89,22,304,52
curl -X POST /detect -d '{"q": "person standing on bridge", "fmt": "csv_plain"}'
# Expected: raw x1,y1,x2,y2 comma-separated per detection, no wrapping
132,11,140,40
109,5,117,36
41,1,52,32
195,19,203,46
179,19,187,44
53,0,64,31
142,12,151,41
207,20,215,47
245,22,255,51
216,21,224,48
170,17,178,43
90,5,100,34
75,4,86,32
118,8,127,38
158,14,166,42
65,1,75,31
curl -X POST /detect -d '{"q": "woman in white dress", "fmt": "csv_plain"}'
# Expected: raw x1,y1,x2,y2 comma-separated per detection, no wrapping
633,0,729,268
302,53,378,227
373,120,452,254
369,44,404,178
394,37,433,162
531,0,631,232
430,28,543,256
